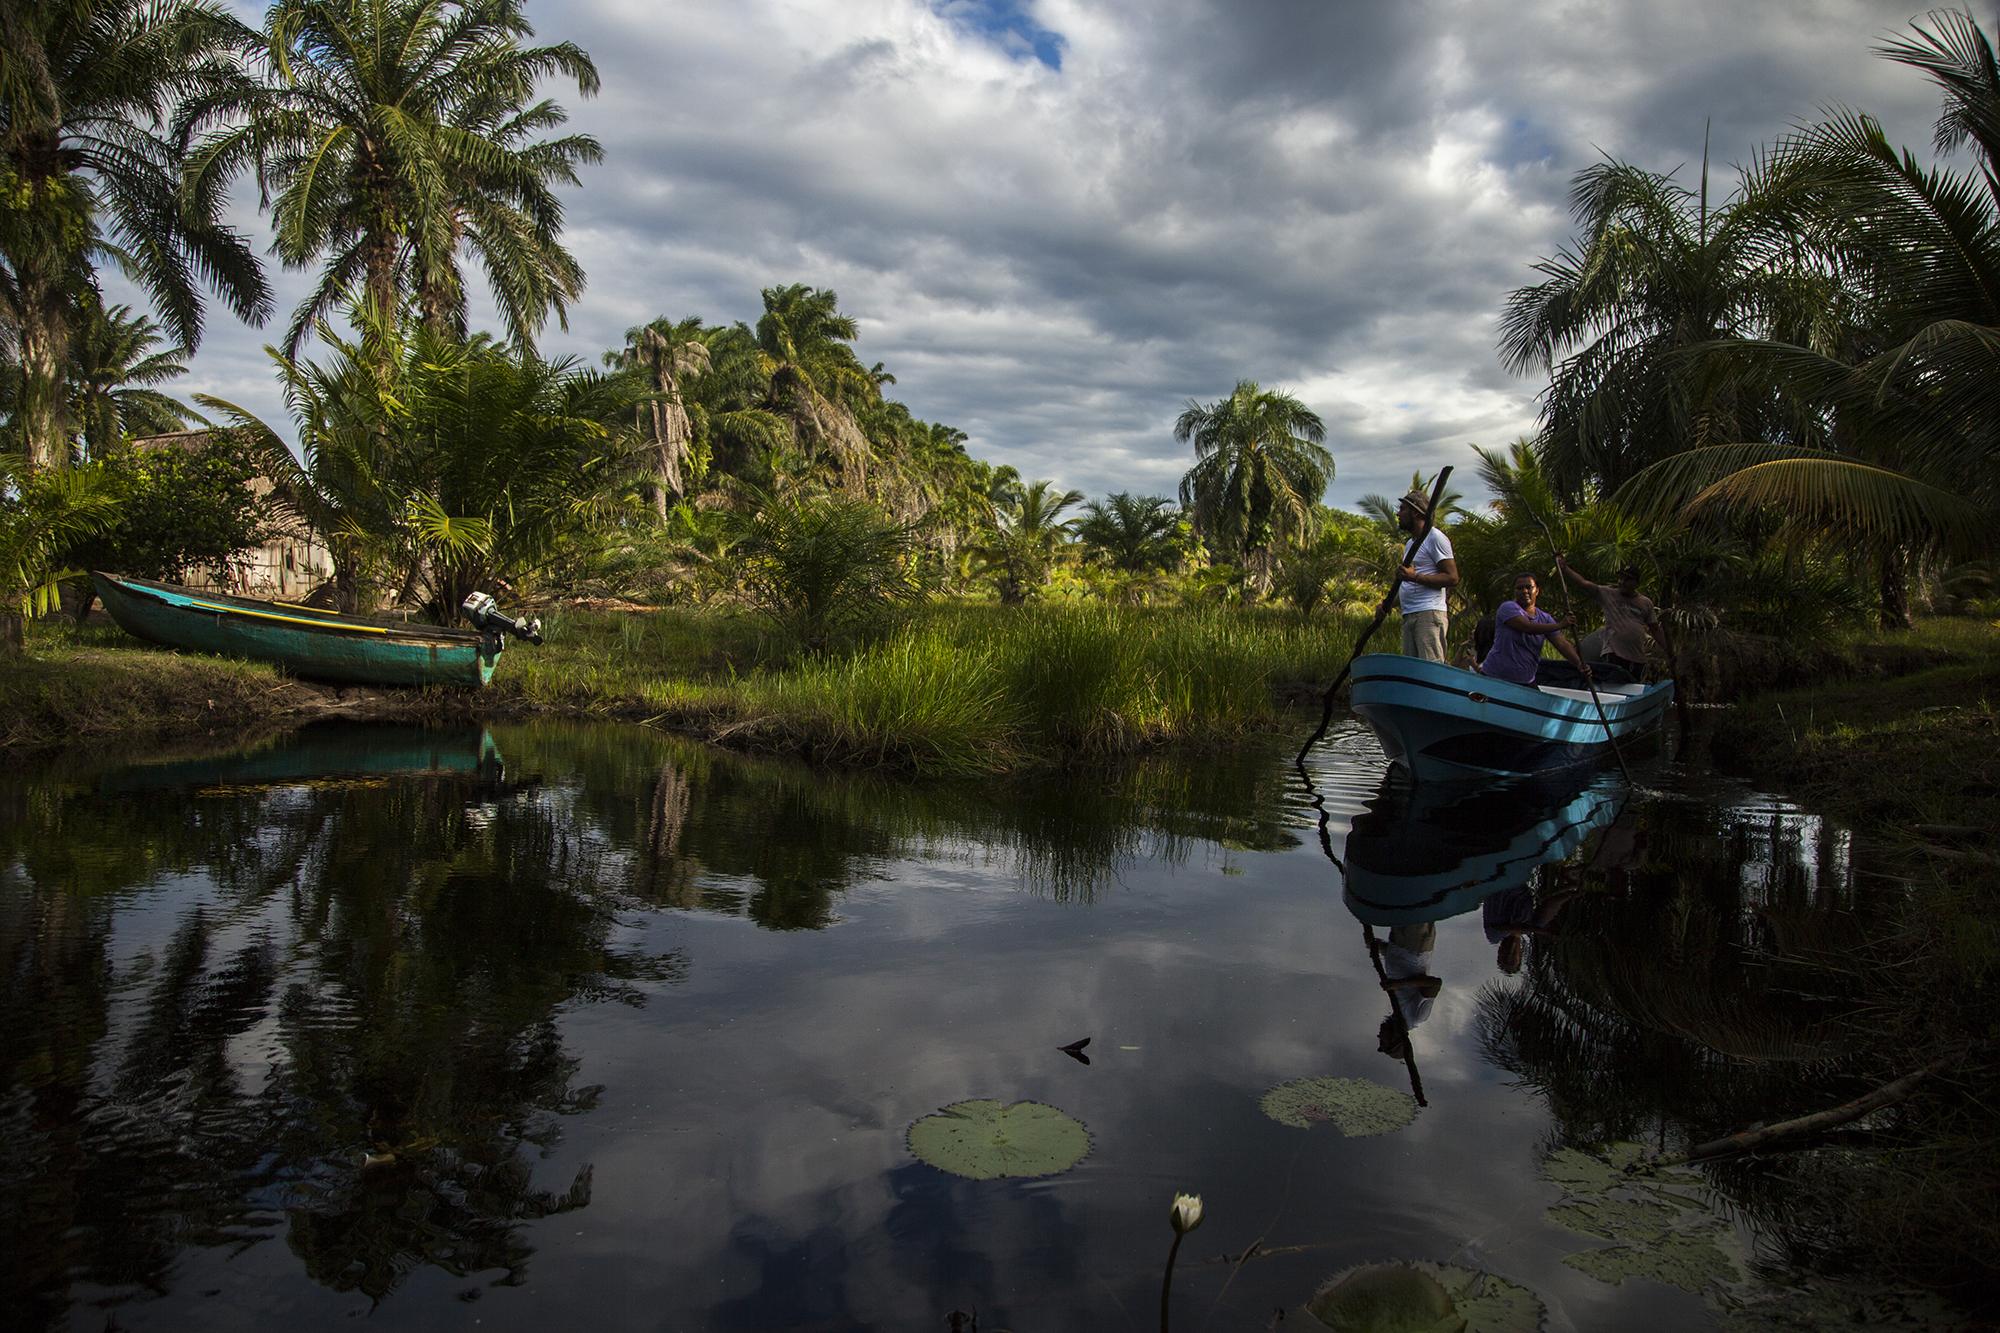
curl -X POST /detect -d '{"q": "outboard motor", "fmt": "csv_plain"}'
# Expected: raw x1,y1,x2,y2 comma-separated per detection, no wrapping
462,591,544,645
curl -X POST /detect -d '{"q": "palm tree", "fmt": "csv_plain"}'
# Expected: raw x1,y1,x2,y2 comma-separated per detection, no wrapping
611,316,710,517
0,456,122,651
67,302,196,458
1357,470,1466,535
186,0,600,354
754,284,877,490
0,0,269,468
983,477,1082,604
1498,156,1832,502
1621,11,2000,575
1074,493,1181,572
1174,380,1333,594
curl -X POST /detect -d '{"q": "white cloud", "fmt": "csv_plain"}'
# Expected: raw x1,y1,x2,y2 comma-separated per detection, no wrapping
134,0,1950,507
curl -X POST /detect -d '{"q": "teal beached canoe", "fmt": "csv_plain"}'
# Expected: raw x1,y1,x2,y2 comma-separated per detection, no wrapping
91,572,508,688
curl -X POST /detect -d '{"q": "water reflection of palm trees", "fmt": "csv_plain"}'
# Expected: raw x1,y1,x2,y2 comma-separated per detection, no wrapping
0,726,678,1320
4,722,1310,1321
1472,797,1897,1267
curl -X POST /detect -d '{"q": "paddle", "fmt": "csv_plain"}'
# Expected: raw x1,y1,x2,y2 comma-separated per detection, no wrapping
1527,516,1635,787
1295,466,1453,766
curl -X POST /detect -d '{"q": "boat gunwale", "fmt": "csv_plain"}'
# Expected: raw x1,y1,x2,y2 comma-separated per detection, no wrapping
96,572,490,648
1349,653,1670,729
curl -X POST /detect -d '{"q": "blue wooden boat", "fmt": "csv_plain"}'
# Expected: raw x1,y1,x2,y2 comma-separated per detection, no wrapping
1348,653,1673,783
1341,770,1623,928
90,572,537,688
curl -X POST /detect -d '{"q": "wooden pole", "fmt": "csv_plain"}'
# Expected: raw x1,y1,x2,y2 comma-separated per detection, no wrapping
1530,516,1635,786
1296,466,1454,765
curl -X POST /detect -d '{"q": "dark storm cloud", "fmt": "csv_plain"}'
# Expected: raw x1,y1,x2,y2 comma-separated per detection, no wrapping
143,0,1954,508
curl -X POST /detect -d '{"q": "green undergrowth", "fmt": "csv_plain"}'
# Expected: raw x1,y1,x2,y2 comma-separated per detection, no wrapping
5,601,1366,772
1717,618,2000,831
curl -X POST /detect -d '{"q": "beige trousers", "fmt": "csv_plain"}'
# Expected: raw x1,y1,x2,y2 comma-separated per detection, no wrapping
1400,610,1447,663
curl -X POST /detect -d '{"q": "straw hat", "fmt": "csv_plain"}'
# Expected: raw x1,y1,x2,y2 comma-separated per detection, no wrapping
1397,488,1431,513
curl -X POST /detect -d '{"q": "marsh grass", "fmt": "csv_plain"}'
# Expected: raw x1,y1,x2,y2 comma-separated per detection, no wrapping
8,599,1383,770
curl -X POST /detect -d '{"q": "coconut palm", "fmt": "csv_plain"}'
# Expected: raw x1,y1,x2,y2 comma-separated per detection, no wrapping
982,477,1082,604
1619,12,2000,571
67,302,196,458
1498,156,1835,502
185,0,600,354
0,0,269,469
1356,471,1467,536
754,284,878,489
1074,493,1181,573
611,316,711,517
1175,380,1333,594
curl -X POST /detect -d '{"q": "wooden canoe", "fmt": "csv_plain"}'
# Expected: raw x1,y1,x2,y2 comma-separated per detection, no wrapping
90,572,504,688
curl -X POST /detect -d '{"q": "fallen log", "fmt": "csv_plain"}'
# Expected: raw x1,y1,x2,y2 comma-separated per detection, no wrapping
1651,1057,1954,1168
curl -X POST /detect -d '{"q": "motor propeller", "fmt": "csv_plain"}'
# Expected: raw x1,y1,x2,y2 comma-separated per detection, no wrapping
461,591,544,645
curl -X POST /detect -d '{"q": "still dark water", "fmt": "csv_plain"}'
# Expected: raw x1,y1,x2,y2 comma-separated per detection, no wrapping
0,719,1908,1330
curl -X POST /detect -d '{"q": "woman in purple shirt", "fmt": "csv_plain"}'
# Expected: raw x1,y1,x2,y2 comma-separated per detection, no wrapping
1479,573,1591,686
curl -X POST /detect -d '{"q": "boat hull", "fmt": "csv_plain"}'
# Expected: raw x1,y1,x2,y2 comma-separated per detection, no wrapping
91,572,500,688
1348,653,1671,783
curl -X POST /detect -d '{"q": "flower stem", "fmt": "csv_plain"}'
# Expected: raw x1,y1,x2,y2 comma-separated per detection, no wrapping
1160,1230,1185,1333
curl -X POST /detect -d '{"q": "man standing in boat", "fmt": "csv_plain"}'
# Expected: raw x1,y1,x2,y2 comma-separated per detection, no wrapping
1556,555,1659,681
1395,487,1458,662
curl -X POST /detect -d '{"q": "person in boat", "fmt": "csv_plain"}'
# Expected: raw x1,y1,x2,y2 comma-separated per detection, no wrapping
1478,573,1590,686
1555,555,1659,681
1395,487,1459,663
1481,881,1578,974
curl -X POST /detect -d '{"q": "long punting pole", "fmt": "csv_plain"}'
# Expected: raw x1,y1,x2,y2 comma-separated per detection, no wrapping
1295,466,1453,766
1531,515,1635,787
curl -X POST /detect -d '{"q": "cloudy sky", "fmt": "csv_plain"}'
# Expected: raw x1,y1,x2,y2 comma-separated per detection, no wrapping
153,0,1956,508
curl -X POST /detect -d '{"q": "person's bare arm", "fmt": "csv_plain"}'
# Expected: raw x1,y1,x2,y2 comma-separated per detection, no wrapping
1503,613,1571,635
1555,554,1601,594
1398,556,1460,589
1551,632,1590,673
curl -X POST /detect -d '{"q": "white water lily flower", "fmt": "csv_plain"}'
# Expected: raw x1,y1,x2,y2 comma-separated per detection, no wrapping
1169,1192,1203,1234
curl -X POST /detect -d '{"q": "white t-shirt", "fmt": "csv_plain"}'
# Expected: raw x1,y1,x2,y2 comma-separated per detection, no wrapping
1398,527,1454,615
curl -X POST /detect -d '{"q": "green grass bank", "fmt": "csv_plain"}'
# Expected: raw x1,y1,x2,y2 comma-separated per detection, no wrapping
0,602,1373,770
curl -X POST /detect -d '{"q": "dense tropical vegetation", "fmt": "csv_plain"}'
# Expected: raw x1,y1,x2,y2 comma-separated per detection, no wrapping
0,0,1993,681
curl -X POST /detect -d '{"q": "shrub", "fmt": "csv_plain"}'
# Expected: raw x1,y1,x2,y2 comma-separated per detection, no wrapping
730,492,925,651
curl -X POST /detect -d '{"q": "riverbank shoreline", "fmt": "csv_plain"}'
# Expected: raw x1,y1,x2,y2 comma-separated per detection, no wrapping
0,604,1353,770
1710,620,2000,1309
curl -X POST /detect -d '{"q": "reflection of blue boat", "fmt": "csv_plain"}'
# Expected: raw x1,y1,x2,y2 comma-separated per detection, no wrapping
1349,654,1673,783
100,725,502,794
1341,772,1623,927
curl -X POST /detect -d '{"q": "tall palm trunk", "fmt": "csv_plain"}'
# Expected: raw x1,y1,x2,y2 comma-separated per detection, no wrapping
16,293,72,470
1878,551,1912,630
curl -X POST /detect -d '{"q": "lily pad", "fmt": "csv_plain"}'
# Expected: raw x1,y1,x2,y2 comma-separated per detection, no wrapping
1261,1077,1418,1136
1561,1230,1741,1292
1539,1142,1653,1194
1428,1265,1547,1333
1546,1196,1683,1243
905,1099,1090,1180
1304,1264,1464,1332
